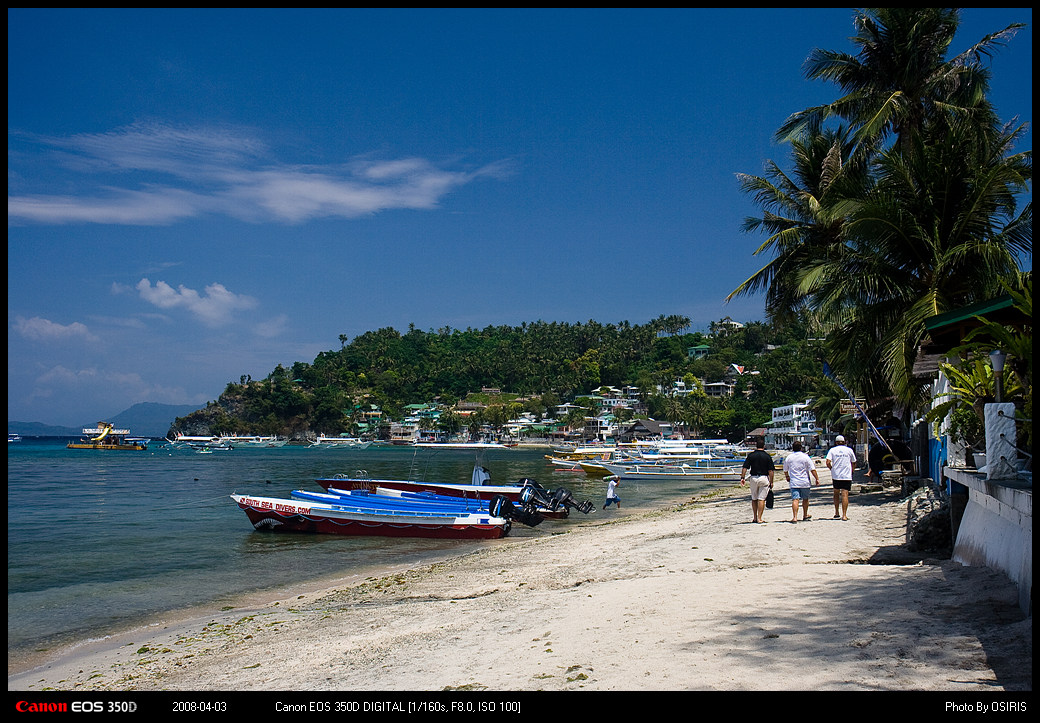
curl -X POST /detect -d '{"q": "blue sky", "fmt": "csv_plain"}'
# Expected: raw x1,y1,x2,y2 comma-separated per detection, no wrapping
8,9,1032,427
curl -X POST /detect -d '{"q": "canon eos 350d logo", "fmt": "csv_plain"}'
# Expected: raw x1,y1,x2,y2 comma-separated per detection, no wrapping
15,700,137,713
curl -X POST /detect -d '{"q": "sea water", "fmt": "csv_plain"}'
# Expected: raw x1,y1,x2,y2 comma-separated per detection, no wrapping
7,438,725,667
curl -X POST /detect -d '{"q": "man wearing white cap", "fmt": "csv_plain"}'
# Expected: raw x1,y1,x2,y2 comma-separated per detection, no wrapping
825,435,857,520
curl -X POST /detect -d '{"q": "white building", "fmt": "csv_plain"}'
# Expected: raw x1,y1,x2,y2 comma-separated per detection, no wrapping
769,400,818,448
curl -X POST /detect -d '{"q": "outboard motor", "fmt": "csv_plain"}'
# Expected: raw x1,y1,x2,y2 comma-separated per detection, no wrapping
489,494,544,527
517,479,595,515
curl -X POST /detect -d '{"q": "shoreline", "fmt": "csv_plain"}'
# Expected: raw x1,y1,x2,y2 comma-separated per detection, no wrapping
8,473,1031,692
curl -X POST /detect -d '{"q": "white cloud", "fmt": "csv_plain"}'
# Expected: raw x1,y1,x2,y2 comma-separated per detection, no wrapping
136,278,258,326
12,316,99,343
254,313,289,339
8,122,508,226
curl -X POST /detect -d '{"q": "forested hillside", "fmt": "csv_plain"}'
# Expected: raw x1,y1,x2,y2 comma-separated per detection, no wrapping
171,315,834,440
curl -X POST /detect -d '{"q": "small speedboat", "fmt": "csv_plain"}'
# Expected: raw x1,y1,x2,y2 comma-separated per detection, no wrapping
231,492,512,539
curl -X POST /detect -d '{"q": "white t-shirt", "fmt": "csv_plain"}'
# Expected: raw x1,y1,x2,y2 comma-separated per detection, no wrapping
606,478,619,498
783,451,815,488
825,445,857,480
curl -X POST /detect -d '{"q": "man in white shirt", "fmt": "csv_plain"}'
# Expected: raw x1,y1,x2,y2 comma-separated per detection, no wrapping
825,435,857,520
782,441,820,523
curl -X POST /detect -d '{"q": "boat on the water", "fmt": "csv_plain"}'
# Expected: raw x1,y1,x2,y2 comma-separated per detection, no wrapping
221,435,288,448
601,461,742,482
315,471,593,519
231,491,511,539
310,435,372,449
67,422,148,451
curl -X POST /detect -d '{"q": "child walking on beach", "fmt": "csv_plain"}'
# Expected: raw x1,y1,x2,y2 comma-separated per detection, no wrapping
603,475,621,509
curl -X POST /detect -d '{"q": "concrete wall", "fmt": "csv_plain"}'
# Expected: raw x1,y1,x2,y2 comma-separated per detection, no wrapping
946,467,1032,615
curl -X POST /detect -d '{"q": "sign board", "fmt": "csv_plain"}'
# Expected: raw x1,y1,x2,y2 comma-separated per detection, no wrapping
839,398,866,415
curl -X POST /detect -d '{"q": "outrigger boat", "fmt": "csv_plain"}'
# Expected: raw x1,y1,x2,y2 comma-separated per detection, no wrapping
67,422,148,451
601,461,742,482
310,435,372,449
221,435,288,448
231,491,512,539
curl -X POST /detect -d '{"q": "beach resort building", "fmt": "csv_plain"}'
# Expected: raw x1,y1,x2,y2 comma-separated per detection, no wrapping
769,400,818,448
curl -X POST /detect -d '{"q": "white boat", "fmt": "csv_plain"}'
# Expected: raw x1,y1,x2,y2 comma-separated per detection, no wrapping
414,442,509,450
601,461,742,482
220,435,288,448
310,435,372,449
168,433,220,448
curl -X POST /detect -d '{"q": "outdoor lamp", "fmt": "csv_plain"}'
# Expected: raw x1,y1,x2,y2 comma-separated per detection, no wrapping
989,349,1007,403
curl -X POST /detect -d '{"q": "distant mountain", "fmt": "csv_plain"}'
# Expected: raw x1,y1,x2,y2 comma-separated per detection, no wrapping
6,421,83,436
9,402,202,438
106,402,203,437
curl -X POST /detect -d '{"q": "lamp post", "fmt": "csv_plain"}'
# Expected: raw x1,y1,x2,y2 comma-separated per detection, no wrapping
989,350,1007,403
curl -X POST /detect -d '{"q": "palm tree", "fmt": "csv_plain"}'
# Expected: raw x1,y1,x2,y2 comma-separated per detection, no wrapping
732,8,1031,409
805,118,1031,406
728,127,867,323
776,8,1022,152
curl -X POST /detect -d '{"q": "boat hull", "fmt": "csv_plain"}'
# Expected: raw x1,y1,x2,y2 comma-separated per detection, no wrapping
232,494,510,539
316,477,569,518
602,463,741,482
67,442,147,451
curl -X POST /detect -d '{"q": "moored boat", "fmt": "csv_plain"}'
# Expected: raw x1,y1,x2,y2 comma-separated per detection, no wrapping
221,435,288,448
310,435,372,449
231,492,511,539
601,462,742,482
67,422,148,451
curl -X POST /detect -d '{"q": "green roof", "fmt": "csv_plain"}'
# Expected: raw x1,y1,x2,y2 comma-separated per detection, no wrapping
924,295,1015,331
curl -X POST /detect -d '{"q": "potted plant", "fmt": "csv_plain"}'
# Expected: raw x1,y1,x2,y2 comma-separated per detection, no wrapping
926,355,1023,468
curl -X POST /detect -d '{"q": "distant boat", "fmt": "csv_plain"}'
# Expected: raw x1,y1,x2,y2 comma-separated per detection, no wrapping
310,435,372,449
601,461,742,482
220,435,288,448
168,433,220,448
67,422,148,451
413,441,509,450
8,432,22,443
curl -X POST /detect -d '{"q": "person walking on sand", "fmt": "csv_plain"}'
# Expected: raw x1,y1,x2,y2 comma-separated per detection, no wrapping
826,435,857,520
740,438,774,523
783,441,819,523
603,475,621,510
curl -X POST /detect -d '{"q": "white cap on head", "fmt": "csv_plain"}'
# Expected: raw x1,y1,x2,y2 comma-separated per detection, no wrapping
835,435,845,442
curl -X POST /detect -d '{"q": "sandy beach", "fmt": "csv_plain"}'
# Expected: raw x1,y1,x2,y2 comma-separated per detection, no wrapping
9,469,1031,696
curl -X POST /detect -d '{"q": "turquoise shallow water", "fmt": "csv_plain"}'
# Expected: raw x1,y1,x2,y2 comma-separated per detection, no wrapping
7,438,726,663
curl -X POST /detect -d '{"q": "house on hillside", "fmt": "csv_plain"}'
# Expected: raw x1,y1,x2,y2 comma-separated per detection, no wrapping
688,344,710,360
617,418,676,442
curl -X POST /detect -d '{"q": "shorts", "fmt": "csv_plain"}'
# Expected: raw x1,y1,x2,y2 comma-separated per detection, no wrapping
748,475,771,500
790,487,811,500
832,479,852,491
